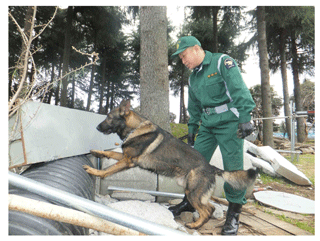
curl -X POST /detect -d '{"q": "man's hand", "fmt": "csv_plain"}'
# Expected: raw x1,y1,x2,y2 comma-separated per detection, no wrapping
187,133,196,147
237,122,254,139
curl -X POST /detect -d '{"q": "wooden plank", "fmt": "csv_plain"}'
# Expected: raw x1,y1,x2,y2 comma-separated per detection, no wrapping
253,210,312,235
210,196,256,215
240,212,289,235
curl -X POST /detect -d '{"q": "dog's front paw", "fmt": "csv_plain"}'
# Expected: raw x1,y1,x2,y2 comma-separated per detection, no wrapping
90,150,105,158
185,222,199,229
83,165,94,174
83,165,102,177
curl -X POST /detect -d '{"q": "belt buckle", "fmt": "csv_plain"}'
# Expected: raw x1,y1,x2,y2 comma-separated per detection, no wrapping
203,108,211,115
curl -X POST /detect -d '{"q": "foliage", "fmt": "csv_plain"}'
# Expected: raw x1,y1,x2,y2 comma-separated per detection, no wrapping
286,153,315,185
266,6,315,76
8,6,315,123
249,84,282,141
300,79,315,123
277,214,314,234
250,84,283,118
185,6,248,68
258,173,289,186
170,123,188,139
259,153,315,187
8,6,135,114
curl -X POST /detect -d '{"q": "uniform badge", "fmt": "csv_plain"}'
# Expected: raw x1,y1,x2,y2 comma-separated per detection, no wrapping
224,58,235,69
176,41,181,50
207,72,218,78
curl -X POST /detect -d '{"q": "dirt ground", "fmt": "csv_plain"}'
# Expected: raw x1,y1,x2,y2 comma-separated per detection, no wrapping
258,152,315,200
247,152,315,235
259,181,314,200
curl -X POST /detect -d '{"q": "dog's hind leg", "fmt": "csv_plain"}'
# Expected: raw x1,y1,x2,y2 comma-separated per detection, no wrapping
185,193,213,229
90,150,123,160
83,157,135,178
184,171,214,229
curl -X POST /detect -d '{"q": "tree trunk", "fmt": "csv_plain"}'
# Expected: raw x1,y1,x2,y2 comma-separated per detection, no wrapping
86,33,97,111
256,6,274,147
9,6,36,114
47,62,55,104
110,82,115,110
179,66,184,123
86,59,96,111
140,6,170,132
279,28,291,139
70,76,75,108
179,81,186,124
291,30,305,143
99,52,107,114
55,56,63,105
60,6,73,107
211,6,220,53
104,80,111,114
15,6,35,101
179,66,188,124
18,6,34,84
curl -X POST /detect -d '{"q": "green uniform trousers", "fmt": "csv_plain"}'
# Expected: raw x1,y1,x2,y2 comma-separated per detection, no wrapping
194,117,247,205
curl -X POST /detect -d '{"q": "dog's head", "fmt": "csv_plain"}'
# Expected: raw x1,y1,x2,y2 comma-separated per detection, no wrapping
96,99,131,139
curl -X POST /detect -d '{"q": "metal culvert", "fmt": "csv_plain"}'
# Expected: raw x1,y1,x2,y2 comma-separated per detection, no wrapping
9,155,95,235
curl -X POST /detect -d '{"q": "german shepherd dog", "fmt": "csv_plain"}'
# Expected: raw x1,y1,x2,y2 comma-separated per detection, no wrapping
84,99,257,229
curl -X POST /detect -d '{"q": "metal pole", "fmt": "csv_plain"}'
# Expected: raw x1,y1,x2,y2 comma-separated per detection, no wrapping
290,101,295,162
108,186,185,199
108,186,222,208
8,172,187,236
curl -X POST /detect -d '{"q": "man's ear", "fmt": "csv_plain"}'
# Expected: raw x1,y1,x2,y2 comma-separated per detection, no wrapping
119,99,131,116
194,44,201,53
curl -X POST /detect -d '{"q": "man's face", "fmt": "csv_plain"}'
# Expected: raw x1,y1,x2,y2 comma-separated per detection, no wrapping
179,46,200,70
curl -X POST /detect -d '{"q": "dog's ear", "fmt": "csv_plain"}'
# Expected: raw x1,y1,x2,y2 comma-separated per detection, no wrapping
119,99,131,116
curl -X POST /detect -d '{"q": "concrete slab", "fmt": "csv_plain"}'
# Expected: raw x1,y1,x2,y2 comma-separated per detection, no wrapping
99,148,157,201
245,153,279,177
254,191,315,214
108,200,180,230
157,175,184,202
98,146,255,200
209,146,254,198
245,140,312,186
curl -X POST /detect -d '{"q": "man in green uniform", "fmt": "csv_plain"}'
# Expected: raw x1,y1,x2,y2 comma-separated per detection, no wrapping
169,36,256,235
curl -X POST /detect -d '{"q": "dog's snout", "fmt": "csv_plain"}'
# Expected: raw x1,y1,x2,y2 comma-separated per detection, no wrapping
96,123,102,132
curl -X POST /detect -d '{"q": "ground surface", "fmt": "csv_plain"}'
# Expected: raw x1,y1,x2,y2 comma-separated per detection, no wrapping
173,151,315,235
170,124,315,235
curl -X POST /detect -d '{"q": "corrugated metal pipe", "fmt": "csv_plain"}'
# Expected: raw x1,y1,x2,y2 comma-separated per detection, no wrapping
9,155,95,235
8,167,188,235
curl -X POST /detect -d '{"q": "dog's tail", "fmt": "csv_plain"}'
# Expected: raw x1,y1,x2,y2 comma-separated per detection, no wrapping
218,168,258,190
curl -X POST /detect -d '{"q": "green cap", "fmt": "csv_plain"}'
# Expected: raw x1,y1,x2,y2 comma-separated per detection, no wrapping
171,36,201,58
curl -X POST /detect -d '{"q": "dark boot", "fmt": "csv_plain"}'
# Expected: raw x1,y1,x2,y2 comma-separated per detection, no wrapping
169,195,195,217
221,202,242,235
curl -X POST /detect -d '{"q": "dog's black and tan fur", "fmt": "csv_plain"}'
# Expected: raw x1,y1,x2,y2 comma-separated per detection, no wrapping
84,99,257,229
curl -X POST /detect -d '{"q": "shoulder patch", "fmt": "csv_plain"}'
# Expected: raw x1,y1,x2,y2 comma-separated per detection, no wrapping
224,58,235,69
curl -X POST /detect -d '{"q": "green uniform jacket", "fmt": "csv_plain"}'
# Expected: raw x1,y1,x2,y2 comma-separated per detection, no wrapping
188,51,256,134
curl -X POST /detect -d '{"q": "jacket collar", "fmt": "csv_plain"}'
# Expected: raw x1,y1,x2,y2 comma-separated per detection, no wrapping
193,51,212,73
202,51,212,65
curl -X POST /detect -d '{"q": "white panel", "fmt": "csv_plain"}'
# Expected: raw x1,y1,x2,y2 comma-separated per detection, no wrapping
9,101,121,167
254,191,315,214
